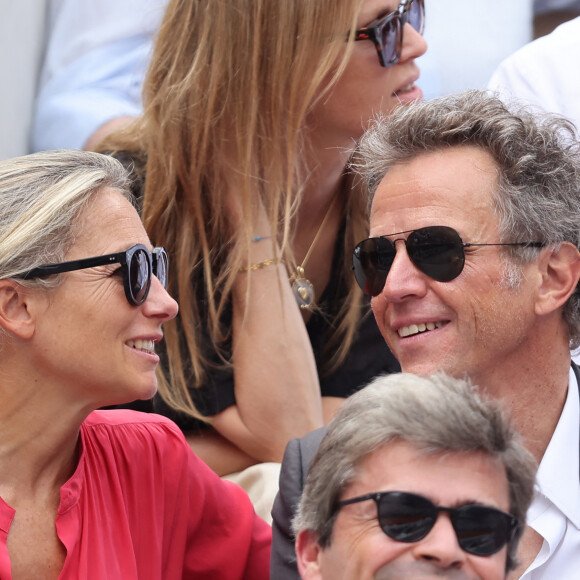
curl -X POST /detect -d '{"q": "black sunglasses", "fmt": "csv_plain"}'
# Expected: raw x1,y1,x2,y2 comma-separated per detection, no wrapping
16,244,168,306
354,0,425,67
336,491,518,556
352,226,545,297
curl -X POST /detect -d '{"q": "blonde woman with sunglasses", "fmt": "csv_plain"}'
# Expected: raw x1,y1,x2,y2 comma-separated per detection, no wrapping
0,150,271,579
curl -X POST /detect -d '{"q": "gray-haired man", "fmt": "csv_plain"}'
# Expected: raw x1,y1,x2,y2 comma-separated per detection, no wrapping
272,90,580,579
294,373,536,580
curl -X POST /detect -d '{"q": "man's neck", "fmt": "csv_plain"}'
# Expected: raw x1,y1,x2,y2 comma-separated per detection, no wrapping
475,343,571,463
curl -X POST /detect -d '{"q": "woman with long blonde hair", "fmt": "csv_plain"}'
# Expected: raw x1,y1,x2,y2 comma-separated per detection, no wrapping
101,0,426,514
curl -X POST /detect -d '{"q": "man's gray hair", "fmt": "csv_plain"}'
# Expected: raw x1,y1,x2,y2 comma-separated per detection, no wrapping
353,89,580,347
293,373,537,573
0,150,132,285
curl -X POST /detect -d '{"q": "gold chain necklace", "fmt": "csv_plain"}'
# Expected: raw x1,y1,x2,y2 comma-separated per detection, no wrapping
290,194,339,310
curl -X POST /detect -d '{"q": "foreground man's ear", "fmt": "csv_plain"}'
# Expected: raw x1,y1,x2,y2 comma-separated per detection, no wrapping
295,530,324,580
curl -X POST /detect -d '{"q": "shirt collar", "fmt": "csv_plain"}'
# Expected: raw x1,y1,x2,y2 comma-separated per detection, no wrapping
530,365,580,529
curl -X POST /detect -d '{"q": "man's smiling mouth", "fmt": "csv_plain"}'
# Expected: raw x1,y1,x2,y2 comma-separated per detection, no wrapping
398,321,445,338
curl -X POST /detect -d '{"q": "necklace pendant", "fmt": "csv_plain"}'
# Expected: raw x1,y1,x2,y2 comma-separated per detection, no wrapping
291,266,315,310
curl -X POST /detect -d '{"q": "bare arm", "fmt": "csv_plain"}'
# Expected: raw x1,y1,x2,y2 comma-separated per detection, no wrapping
185,430,258,476
209,256,324,463
186,396,343,476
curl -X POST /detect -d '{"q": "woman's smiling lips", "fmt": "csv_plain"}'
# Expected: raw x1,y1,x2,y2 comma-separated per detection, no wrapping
392,74,422,101
125,337,161,356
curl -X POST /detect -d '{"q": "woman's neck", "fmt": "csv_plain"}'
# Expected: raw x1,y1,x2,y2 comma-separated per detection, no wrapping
298,134,353,221
0,373,83,498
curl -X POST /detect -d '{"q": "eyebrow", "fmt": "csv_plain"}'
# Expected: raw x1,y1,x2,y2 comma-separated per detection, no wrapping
359,2,398,27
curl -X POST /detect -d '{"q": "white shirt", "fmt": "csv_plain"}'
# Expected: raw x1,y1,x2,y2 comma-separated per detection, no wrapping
521,366,580,578
488,16,580,131
31,0,165,151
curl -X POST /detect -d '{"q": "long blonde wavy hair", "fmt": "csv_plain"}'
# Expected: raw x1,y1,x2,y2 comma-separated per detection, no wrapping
102,0,369,419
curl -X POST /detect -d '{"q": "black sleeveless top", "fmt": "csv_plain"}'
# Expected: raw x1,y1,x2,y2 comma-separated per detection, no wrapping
113,152,400,431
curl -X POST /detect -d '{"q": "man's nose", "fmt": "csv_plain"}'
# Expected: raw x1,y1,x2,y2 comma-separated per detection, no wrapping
411,514,466,569
378,240,429,302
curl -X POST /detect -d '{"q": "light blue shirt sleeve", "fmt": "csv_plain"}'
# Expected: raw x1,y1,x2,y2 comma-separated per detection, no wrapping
31,0,166,151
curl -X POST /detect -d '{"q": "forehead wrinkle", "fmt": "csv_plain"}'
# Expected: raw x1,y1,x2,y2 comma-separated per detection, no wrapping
68,191,149,259
370,175,497,239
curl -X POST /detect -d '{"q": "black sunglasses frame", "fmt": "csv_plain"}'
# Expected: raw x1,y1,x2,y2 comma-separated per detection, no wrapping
354,0,425,68
16,244,168,306
336,490,518,557
352,226,546,297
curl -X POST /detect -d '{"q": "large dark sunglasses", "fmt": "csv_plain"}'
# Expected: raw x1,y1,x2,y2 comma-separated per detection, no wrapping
336,491,518,556
352,226,545,297
354,0,425,67
16,244,168,306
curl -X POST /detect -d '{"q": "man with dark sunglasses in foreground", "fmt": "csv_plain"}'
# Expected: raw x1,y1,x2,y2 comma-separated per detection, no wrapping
271,90,580,579
293,373,536,579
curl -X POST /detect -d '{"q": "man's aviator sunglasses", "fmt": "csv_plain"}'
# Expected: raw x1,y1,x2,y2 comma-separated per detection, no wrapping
16,244,168,306
336,491,518,556
354,0,425,68
353,225,545,297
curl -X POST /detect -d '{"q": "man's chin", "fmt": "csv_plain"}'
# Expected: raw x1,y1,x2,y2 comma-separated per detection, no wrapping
375,560,480,580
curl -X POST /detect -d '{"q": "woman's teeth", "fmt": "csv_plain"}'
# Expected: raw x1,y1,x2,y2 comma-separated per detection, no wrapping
394,83,414,95
398,321,444,338
126,339,155,354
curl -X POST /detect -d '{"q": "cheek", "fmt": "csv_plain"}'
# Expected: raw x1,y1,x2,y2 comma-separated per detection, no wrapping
469,551,508,580
371,296,390,335
318,66,397,134
320,524,412,579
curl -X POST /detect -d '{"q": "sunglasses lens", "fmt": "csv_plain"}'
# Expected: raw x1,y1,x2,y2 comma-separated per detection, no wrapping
129,248,151,304
153,248,168,289
407,226,465,282
378,492,435,543
380,18,402,66
453,506,514,556
353,237,395,296
407,0,425,34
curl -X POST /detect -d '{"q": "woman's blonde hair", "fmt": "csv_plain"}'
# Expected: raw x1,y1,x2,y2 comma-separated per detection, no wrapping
102,0,368,419
0,150,131,282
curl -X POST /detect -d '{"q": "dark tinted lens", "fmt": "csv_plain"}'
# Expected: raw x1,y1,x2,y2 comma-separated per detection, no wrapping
153,248,168,288
378,492,436,542
452,506,514,556
380,16,402,65
406,226,465,282
407,0,425,34
129,248,151,304
353,237,396,296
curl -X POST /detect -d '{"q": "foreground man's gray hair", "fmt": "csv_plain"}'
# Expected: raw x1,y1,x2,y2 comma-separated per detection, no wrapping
293,372,537,573
353,89,580,347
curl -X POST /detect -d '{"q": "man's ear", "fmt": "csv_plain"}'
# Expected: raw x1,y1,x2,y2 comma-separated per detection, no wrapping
295,530,324,580
535,242,580,316
0,280,37,339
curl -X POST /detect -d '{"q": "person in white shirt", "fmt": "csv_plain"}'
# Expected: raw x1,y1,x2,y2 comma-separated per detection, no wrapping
30,0,165,152
488,14,580,130
271,90,580,579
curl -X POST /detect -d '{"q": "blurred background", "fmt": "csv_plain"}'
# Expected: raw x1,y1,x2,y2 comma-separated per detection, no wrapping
1,0,579,161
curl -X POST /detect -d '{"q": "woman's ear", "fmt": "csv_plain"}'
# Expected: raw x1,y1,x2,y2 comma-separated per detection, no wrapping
0,280,37,339
535,242,580,316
